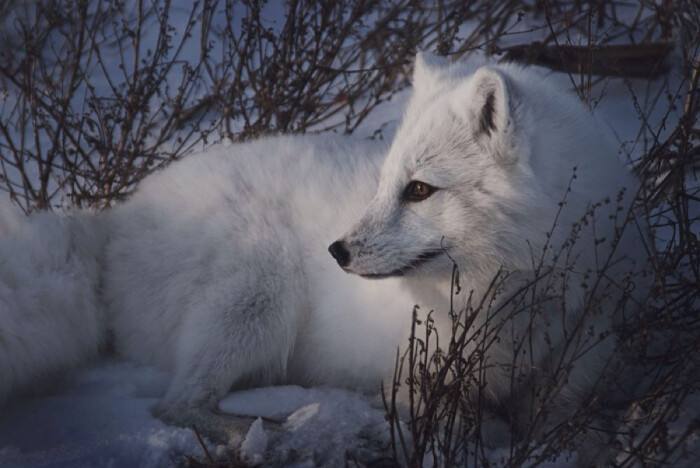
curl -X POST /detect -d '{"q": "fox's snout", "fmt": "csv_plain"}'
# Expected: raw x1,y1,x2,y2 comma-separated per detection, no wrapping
328,240,350,267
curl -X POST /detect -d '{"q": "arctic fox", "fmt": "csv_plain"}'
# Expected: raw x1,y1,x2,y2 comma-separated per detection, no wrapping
332,54,645,453
0,54,643,456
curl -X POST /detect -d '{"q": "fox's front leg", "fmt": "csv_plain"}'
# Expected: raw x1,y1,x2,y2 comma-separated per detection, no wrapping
152,278,301,445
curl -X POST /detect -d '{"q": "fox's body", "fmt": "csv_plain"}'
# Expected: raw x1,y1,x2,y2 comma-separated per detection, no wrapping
0,135,414,437
104,135,412,409
0,55,644,459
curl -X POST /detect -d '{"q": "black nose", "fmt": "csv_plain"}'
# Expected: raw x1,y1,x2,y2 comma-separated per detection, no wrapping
328,240,350,267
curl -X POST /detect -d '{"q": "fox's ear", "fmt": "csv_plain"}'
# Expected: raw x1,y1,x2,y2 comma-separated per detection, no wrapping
470,67,510,137
467,66,525,164
412,51,447,98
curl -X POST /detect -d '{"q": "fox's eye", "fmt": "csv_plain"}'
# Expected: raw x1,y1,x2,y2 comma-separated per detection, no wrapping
403,180,437,202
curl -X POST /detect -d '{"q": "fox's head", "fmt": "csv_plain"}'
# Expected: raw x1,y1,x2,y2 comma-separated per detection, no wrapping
330,53,627,286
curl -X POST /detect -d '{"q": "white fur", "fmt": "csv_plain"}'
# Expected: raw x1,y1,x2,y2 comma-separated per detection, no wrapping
0,135,414,437
337,54,646,432
0,201,104,402
102,135,414,420
0,135,413,437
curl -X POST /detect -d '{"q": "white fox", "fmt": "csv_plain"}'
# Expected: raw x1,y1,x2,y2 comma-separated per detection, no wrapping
0,54,644,457
333,54,646,457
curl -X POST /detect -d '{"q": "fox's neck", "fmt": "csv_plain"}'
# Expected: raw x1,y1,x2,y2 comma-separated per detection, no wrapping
401,274,459,313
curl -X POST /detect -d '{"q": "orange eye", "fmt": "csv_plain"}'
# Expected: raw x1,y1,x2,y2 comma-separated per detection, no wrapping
403,180,436,202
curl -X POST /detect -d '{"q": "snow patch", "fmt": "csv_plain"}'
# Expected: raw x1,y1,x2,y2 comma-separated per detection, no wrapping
240,418,268,464
221,385,391,467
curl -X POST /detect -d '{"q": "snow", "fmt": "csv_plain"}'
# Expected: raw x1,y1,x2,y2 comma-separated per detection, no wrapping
240,418,268,464
0,361,197,468
0,361,392,467
225,387,389,467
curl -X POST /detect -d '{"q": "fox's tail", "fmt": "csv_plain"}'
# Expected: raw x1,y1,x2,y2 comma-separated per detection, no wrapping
0,199,106,403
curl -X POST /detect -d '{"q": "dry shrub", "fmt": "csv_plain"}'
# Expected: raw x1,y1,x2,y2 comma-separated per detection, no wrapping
0,0,524,211
3,0,677,211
